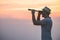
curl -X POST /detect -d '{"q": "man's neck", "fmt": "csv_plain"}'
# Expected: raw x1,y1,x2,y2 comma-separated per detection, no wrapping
44,16,50,18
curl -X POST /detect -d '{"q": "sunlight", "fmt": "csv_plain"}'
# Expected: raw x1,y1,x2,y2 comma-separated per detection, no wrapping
0,0,60,19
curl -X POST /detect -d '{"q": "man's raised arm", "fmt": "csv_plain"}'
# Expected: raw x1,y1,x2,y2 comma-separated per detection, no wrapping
31,11,42,25
31,10,37,25
28,9,42,25
37,11,42,21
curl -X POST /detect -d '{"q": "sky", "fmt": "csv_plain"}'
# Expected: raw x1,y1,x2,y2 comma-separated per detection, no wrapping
0,0,60,19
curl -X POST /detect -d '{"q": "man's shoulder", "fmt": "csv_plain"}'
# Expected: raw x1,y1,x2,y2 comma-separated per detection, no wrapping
42,17,52,22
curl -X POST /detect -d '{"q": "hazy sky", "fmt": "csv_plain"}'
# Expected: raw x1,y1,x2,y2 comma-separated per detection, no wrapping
0,0,60,19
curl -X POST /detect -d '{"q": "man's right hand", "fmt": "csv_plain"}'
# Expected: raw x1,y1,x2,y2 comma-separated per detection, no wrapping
38,11,42,14
31,10,35,14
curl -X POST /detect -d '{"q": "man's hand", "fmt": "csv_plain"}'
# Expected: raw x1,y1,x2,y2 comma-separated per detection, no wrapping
31,10,35,15
37,11,42,20
38,11,42,15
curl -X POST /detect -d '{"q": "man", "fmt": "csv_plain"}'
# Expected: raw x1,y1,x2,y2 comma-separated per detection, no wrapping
30,7,52,40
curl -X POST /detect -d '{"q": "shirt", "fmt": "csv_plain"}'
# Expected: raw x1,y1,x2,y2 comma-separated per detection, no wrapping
41,17,52,40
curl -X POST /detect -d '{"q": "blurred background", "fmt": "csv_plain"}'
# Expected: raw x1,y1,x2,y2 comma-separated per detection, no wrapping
0,0,60,40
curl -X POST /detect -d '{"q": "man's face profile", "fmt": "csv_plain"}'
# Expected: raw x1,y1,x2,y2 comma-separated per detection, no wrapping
42,11,47,17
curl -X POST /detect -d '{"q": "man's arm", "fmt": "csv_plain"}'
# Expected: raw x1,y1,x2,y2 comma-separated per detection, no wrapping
34,11,42,25
31,10,47,25
31,10,37,25
31,11,42,25
37,11,41,20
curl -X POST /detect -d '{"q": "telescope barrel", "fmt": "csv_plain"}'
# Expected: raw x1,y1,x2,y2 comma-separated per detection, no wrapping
28,9,42,12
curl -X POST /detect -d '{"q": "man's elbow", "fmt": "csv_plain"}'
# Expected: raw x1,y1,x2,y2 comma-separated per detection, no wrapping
33,23,37,25
33,22,39,25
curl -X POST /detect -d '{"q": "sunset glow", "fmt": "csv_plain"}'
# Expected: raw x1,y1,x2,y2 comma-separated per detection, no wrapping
0,0,60,19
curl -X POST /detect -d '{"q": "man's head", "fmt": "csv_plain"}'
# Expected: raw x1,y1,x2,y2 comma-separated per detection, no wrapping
42,6,51,18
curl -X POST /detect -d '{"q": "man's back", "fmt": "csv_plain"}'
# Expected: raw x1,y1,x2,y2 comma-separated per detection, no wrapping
41,17,52,40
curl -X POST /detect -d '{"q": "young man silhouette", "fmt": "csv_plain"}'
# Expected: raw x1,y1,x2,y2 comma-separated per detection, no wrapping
31,7,52,40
